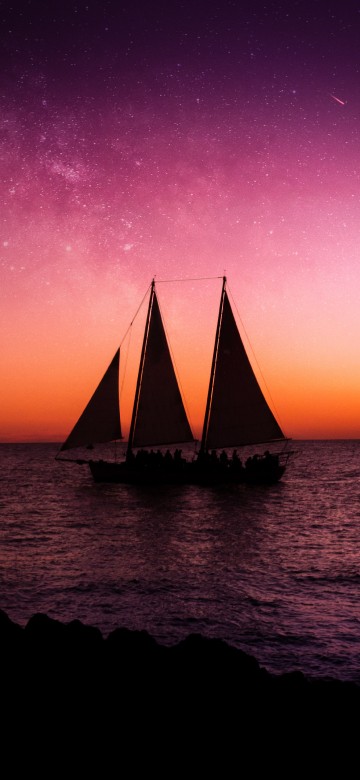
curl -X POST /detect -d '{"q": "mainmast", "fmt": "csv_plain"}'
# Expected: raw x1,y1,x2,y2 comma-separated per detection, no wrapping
200,275,227,453
127,280,155,458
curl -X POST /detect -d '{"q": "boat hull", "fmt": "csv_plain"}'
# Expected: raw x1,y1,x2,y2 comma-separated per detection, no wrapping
88,455,288,486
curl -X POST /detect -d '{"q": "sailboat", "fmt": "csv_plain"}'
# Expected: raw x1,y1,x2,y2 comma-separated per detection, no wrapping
57,277,291,485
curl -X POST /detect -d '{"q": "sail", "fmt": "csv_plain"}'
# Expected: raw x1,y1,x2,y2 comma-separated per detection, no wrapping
205,292,284,449
132,292,193,447
60,348,122,451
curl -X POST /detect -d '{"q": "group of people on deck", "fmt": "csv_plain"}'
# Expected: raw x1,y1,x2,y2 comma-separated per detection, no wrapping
197,448,278,470
125,446,279,477
196,447,242,472
126,447,186,470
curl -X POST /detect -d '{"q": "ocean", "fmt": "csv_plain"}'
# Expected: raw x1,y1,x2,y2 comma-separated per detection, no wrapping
1,440,360,684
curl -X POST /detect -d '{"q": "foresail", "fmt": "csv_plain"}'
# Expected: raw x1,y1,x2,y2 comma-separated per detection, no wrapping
133,292,193,447
206,293,284,449
60,348,122,451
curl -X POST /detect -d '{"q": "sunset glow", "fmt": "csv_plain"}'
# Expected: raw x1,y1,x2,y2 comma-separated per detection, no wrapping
1,2,360,441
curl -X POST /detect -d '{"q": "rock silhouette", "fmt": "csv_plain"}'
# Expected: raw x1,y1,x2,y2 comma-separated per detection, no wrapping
2,608,359,768
1,609,358,708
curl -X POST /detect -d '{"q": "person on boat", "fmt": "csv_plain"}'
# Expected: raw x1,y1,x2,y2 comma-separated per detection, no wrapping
164,450,173,468
219,450,228,467
126,449,135,466
245,454,259,472
264,450,279,466
231,449,242,473
135,449,149,468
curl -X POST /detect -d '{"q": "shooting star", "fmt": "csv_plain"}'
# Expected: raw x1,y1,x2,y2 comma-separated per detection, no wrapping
330,94,346,106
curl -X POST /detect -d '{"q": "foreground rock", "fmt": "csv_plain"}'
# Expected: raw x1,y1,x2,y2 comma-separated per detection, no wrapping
1,609,358,709
2,607,358,766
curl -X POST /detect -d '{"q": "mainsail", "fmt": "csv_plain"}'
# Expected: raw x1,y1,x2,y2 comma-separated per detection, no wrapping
60,348,121,451
203,286,284,450
131,289,193,448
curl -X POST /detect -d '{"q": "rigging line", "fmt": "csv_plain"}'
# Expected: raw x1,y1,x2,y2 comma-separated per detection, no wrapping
155,275,223,283
119,283,152,347
118,278,221,345
120,321,132,398
156,291,195,437
227,285,285,431
201,276,226,452
128,281,155,455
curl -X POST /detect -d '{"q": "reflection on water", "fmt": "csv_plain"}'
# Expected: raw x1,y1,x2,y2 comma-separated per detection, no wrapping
1,441,360,682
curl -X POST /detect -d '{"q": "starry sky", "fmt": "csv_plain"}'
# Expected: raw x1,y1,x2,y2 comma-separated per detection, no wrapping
1,0,360,441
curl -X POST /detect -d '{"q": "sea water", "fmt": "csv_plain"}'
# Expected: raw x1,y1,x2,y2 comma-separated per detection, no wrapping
0,440,360,683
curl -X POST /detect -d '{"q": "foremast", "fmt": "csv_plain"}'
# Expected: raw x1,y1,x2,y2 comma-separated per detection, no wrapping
200,275,227,454
126,279,155,459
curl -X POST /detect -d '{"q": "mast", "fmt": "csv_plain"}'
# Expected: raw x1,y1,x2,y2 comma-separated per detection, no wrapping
200,275,227,453
127,280,155,458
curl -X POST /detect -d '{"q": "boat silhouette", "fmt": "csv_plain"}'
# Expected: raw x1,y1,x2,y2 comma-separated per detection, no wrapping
57,276,291,484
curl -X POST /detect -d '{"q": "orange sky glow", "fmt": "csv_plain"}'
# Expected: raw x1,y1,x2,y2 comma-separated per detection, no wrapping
2,269,360,443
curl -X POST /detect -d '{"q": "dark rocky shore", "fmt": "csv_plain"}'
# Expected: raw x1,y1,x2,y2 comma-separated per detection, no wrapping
2,608,359,762
2,608,359,703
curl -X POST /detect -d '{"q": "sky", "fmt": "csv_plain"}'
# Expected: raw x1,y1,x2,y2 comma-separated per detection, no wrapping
1,0,360,441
